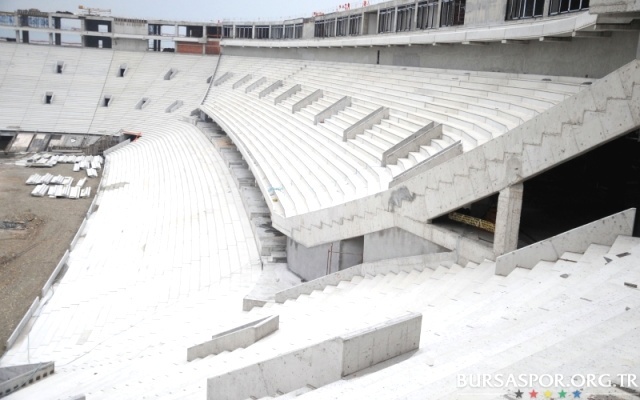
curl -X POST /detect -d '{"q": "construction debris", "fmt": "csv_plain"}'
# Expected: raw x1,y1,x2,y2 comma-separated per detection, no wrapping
20,152,101,199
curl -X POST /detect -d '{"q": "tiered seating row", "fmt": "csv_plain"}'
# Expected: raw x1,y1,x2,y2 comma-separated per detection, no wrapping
205,55,590,210
0,42,217,135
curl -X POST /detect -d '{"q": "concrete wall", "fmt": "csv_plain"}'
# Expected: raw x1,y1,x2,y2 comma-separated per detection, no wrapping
112,19,147,35
287,236,365,281
113,38,147,51
287,238,339,280
465,0,510,26
363,227,447,263
341,313,422,375
302,21,315,40
222,31,639,78
206,312,422,400
208,339,344,400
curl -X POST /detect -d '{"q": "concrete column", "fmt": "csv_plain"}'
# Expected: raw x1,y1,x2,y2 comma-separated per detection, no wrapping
334,17,338,37
49,32,53,45
493,183,524,257
435,0,443,27
376,9,380,33
252,24,256,39
413,1,419,31
360,12,365,35
15,30,20,42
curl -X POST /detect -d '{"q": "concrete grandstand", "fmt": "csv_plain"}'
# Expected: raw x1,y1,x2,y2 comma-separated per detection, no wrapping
1,0,640,399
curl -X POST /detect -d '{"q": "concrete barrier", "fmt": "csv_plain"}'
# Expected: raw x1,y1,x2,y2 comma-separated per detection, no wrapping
6,297,40,350
207,312,422,400
341,313,422,375
70,218,87,251
41,250,69,299
495,208,637,276
187,315,279,361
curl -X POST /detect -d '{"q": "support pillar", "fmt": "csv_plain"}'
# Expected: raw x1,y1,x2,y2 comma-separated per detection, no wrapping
493,183,524,257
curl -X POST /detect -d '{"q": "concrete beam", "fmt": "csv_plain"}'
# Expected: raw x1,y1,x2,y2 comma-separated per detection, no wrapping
501,39,530,44
538,36,572,42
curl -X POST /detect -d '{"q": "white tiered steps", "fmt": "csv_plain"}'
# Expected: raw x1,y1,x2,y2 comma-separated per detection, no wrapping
202,55,592,220
234,235,640,399
0,42,216,135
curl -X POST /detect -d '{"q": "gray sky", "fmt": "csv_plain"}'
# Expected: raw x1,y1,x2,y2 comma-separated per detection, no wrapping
0,0,371,22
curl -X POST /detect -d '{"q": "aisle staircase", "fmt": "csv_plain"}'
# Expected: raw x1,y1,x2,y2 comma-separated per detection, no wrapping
204,235,640,399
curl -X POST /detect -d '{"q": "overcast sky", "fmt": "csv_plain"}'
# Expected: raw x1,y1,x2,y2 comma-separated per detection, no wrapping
0,0,373,22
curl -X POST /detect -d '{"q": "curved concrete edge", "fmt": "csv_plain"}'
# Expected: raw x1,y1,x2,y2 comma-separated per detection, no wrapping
275,252,454,303
5,297,40,351
40,250,69,300
495,208,637,276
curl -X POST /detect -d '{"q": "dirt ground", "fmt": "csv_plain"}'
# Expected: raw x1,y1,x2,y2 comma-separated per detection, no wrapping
0,154,101,357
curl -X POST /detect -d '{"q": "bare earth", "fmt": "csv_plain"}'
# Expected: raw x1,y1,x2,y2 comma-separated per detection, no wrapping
0,155,101,357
